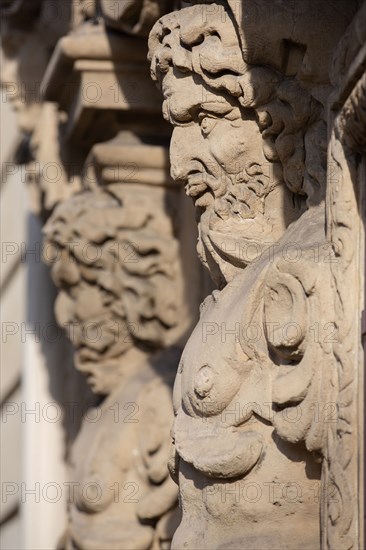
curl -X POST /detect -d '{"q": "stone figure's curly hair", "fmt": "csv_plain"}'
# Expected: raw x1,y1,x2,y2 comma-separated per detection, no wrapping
149,3,327,205
43,187,181,347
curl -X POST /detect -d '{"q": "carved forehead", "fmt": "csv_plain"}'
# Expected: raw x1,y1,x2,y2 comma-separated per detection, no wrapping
149,3,283,115
149,3,242,54
43,191,134,246
44,188,171,245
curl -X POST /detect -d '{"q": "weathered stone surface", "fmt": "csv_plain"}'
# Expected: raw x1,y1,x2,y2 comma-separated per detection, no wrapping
2,0,365,548
43,165,198,547
0,0,70,133
2,1,201,548
149,1,365,548
324,3,366,547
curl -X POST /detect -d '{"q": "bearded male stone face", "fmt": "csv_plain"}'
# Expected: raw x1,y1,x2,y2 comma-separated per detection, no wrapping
168,89,299,286
149,4,306,287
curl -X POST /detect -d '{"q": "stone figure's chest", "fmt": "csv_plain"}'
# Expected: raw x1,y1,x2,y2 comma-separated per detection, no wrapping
177,266,268,418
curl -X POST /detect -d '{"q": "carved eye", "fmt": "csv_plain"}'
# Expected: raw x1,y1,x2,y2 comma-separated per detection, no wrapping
199,115,216,137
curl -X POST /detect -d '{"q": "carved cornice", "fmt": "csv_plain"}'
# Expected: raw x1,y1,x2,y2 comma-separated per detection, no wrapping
100,0,174,36
41,22,163,144
83,133,175,189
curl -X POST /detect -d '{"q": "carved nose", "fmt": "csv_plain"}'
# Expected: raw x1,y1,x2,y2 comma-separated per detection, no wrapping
170,149,191,183
170,154,205,185
170,162,200,184
170,159,186,183
170,127,199,183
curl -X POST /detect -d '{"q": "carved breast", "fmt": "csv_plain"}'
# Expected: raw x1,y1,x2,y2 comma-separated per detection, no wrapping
173,209,333,478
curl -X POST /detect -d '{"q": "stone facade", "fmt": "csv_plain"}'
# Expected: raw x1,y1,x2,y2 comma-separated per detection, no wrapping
1,0,365,549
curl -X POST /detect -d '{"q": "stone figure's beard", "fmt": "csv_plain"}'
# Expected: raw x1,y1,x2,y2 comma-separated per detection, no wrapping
193,171,277,288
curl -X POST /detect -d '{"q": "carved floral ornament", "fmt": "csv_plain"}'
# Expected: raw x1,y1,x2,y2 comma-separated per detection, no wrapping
148,1,361,548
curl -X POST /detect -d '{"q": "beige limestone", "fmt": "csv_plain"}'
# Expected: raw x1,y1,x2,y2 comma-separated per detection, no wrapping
149,1,365,548
2,0,365,548
43,167,198,547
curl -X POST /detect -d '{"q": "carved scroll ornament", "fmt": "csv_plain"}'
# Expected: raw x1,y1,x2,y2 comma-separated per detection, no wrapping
324,3,366,548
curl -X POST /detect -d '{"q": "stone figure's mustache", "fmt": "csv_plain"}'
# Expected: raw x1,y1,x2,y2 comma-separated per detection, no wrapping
185,172,219,207
172,161,227,207
185,172,210,196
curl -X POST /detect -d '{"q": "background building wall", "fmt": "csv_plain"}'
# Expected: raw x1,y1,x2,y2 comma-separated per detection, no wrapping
1,93,26,550
1,94,86,550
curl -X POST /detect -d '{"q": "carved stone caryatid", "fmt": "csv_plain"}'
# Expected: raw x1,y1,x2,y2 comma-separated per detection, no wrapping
3,0,203,546
43,177,189,549
148,1,359,548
